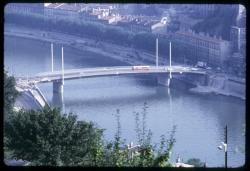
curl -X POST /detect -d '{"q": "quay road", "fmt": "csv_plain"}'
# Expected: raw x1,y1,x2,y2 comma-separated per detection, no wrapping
17,65,206,84
15,80,49,110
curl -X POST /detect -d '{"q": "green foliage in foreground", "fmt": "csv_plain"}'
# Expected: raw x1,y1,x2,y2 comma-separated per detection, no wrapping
4,72,176,167
4,71,19,159
5,107,103,166
4,71,19,121
5,104,176,167
85,105,176,167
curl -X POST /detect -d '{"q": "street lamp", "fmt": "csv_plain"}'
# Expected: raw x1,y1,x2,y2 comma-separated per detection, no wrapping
217,125,227,168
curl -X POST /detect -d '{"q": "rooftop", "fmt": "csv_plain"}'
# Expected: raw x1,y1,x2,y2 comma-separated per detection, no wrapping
45,3,85,12
45,3,64,9
175,30,229,44
118,16,159,27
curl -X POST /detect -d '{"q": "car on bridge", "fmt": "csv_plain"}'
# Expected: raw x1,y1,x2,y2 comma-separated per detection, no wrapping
40,78,49,82
191,68,199,71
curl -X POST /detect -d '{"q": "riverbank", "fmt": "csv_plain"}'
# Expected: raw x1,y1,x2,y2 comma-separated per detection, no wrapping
4,23,160,66
190,74,245,100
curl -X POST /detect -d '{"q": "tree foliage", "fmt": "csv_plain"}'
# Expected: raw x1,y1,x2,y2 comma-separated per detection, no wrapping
4,71,19,121
5,13,171,55
98,103,176,167
5,102,176,167
4,107,103,166
4,71,19,159
192,6,238,40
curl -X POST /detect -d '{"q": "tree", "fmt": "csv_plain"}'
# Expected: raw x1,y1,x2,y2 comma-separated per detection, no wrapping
133,33,156,52
186,158,205,167
100,104,176,167
192,5,238,40
4,71,19,159
4,107,103,166
4,71,19,121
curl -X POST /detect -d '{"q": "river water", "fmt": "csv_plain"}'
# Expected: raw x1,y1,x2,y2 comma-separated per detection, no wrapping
4,36,245,167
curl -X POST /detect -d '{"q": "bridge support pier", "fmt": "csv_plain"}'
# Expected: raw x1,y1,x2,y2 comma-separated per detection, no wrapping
201,74,209,86
52,80,64,109
157,74,171,87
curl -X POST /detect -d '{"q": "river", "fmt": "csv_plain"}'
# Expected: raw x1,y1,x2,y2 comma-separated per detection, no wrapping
4,36,245,167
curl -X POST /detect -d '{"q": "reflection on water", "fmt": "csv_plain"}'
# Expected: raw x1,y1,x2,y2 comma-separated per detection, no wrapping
4,36,245,167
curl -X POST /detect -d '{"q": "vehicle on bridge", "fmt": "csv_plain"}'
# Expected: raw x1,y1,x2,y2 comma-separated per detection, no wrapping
191,68,199,71
195,61,207,69
165,67,173,71
132,66,150,70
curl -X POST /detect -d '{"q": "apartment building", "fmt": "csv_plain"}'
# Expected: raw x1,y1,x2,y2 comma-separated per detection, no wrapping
230,26,246,53
172,30,232,67
117,16,160,33
44,3,85,21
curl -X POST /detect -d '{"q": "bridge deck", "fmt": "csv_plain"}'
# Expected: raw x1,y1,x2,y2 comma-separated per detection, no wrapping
17,65,206,84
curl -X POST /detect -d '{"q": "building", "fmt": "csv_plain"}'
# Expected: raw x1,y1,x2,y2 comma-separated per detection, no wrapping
92,6,110,16
99,14,122,24
131,19,159,33
79,4,120,24
230,26,246,53
172,30,232,67
228,52,245,77
5,3,44,15
117,16,160,33
79,9,99,22
44,3,85,21
234,4,246,27
173,156,194,168
151,22,167,34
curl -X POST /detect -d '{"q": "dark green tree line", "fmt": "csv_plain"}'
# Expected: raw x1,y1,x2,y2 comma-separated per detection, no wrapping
5,13,172,55
4,107,103,166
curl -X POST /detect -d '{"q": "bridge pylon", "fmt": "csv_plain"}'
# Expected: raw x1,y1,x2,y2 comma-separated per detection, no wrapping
167,41,172,87
52,46,65,111
157,74,171,87
52,80,64,109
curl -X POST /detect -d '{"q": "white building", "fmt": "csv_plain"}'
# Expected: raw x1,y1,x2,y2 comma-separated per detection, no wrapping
44,3,84,22
230,26,246,53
